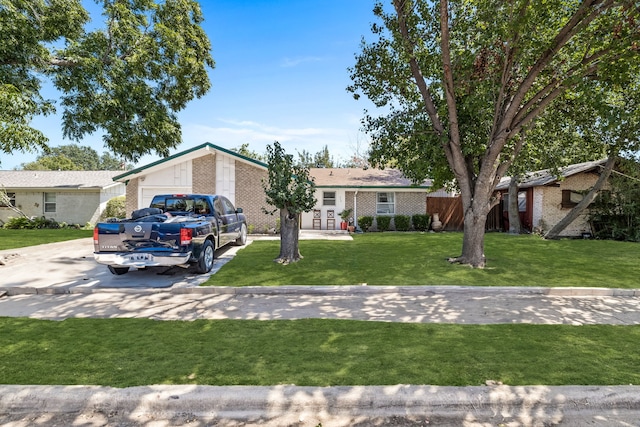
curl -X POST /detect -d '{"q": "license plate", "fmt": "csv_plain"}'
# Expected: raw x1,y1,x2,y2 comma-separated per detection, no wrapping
127,253,152,262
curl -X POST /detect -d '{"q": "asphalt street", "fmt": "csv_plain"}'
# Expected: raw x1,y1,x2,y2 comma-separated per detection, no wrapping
1,234,640,426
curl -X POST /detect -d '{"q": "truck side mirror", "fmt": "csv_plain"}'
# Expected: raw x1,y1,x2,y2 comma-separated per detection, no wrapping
236,207,243,213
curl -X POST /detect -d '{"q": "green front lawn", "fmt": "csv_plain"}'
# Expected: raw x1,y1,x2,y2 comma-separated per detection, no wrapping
208,233,640,288
2,318,639,387
0,229,93,250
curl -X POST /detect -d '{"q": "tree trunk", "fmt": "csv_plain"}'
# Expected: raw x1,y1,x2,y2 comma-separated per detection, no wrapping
545,155,616,239
276,207,302,264
508,175,522,234
450,202,489,268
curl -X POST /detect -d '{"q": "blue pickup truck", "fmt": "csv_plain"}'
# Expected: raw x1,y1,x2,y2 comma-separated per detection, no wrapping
93,194,247,275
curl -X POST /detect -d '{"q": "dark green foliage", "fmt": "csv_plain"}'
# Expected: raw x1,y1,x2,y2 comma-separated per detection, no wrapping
394,215,411,231
376,216,391,232
1,0,214,163
100,196,126,221
358,216,373,232
589,159,640,242
412,214,430,231
263,142,316,215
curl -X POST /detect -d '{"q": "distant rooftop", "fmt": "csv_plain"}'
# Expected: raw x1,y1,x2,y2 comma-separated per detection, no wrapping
310,168,431,188
0,170,123,189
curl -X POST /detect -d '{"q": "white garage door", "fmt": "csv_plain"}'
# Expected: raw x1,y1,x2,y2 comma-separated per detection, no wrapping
140,187,191,209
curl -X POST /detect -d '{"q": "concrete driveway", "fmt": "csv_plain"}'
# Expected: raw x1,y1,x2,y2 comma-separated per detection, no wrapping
0,237,244,291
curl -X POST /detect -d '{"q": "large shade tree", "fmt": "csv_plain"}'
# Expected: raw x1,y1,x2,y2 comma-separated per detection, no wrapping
0,0,214,164
349,0,640,267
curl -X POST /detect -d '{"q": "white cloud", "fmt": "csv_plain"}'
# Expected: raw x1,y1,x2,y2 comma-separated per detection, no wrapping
280,56,324,68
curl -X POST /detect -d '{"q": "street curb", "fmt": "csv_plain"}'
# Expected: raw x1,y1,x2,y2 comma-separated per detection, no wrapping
1,384,640,426
4,285,640,297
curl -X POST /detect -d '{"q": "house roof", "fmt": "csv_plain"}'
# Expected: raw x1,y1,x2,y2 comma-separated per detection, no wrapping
310,168,432,189
0,170,124,190
495,159,608,190
113,142,267,181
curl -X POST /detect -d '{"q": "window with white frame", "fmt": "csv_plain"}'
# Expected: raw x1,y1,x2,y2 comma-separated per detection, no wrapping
44,193,56,213
377,192,395,215
323,191,336,206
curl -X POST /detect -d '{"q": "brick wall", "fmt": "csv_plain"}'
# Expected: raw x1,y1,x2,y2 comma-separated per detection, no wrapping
349,190,427,230
192,154,216,194
125,178,138,217
235,161,275,233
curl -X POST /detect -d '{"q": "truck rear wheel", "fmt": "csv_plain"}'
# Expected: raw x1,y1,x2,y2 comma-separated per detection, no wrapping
108,265,130,275
196,240,215,273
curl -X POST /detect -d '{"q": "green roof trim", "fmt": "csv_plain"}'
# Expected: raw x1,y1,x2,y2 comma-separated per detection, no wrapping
113,142,267,181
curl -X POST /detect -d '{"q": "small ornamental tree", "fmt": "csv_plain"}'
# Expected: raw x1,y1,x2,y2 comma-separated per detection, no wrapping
263,142,317,264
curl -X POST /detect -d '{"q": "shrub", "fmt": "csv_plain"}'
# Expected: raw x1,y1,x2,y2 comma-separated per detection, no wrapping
100,196,126,220
394,215,411,231
358,216,374,232
3,216,32,229
376,216,391,232
3,216,60,229
412,214,431,232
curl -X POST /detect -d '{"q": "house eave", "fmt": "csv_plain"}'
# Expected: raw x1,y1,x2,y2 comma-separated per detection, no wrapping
113,142,267,182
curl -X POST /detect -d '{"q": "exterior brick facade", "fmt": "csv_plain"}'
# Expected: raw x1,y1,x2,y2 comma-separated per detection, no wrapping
192,154,216,194
235,161,275,232
125,177,138,218
345,190,428,230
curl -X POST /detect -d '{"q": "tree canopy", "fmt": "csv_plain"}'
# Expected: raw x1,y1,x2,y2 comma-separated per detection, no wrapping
349,0,640,267
20,144,128,170
0,0,214,165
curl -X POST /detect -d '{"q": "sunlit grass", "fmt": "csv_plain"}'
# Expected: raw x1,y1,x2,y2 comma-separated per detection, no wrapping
2,318,639,387
207,233,640,288
0,229,92,250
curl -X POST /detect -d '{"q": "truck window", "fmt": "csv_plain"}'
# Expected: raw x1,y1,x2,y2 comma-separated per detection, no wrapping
195,198,210,214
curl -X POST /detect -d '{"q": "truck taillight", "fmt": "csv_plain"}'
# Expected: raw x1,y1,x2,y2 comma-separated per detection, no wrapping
180,228,192,245
93,227,99,244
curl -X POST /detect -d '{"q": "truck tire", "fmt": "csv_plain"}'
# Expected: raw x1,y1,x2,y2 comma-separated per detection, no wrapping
108,265,130,275
196,239,214,273
234,223,248,246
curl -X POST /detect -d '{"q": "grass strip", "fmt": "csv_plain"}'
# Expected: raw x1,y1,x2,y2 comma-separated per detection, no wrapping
0,229,93,250
207,233,640,288
2,318,639,387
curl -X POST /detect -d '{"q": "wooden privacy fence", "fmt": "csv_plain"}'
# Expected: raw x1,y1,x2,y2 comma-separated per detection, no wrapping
426,196,505,232
426,197,463,231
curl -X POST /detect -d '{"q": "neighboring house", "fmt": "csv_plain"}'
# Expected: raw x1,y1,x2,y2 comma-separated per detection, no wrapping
0,170,126,226
305,168,438,230
112,143,275,233
494,159,609,237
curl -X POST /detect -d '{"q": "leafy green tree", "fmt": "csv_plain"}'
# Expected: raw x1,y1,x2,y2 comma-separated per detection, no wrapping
22,154,81,170
313,145,335,168
349,0,640,267
297,145,335,168
99,152,128,170
19,144,128,170
263,141,317,264
0,0,214,165
231,143,266,162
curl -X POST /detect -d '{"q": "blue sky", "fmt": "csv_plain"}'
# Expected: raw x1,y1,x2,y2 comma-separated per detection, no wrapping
2,0,380,170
